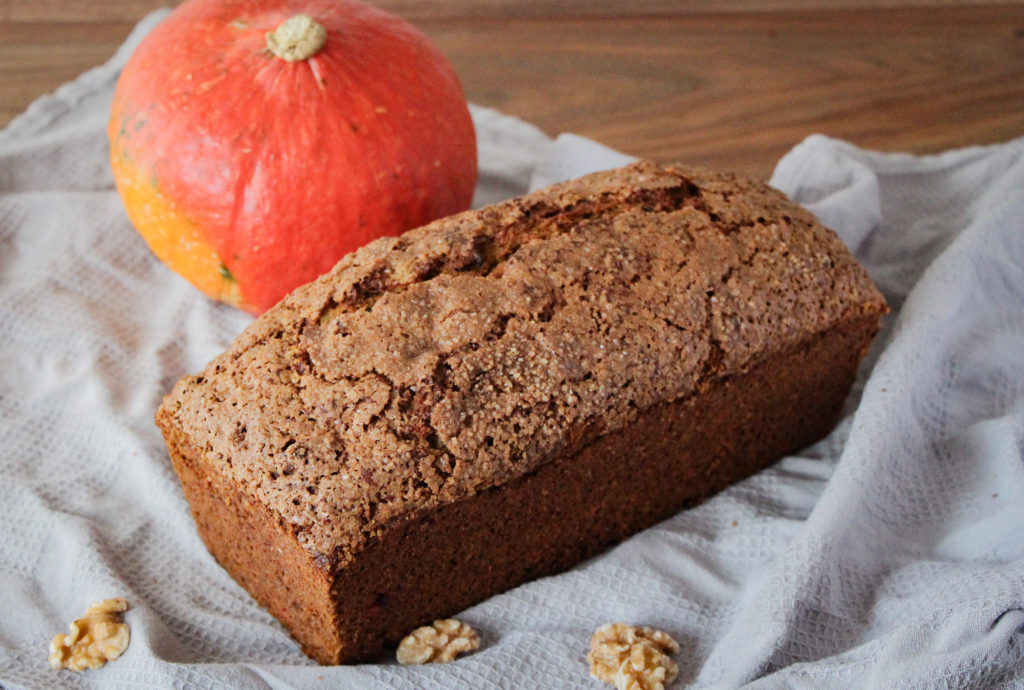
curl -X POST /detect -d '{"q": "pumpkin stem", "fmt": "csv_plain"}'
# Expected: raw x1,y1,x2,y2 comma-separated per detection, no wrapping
266,14,327,62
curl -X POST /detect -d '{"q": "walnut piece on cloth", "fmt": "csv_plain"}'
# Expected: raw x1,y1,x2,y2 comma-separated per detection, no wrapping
48,599,130,672
587,623,680,690
396,619,480,665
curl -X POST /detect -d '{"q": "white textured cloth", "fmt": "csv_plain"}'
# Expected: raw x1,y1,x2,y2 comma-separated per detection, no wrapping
2,10,1023,689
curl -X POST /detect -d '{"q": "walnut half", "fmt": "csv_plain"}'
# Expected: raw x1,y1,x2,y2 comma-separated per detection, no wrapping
396,618,480,665
49,598,130,672
587,623,680,690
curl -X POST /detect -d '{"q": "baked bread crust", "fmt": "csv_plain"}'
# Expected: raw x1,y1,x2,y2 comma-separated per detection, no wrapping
156,161,887,663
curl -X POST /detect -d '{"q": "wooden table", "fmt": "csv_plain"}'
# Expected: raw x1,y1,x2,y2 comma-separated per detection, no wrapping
2,1,1023,179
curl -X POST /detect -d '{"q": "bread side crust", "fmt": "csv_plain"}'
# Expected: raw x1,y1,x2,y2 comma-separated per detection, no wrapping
162,312,880,663
160,415,343,661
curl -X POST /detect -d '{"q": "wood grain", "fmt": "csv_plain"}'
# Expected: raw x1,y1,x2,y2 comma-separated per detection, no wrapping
2,0,1021,21
427,6,1024,176
1,2,1023,179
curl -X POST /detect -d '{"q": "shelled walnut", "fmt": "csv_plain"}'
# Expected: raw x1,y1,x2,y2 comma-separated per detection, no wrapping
396,618,480,665
49,598,130,672
587,623,680,690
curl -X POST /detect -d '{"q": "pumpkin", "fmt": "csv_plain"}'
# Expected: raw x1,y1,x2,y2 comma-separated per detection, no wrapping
108,0,477,314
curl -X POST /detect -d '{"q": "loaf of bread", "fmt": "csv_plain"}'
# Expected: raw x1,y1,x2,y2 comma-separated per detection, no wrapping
156,161,887,664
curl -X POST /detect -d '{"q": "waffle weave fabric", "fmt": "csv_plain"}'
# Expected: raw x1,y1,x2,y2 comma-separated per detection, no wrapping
1,10,1023,689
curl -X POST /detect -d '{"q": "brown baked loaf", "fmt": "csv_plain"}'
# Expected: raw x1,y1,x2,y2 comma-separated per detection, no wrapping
156,161,887,664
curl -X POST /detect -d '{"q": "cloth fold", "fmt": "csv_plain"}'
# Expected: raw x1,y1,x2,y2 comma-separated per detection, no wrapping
2,10,1023,689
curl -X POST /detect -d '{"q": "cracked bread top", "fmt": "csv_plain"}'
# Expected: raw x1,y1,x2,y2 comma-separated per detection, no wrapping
157,161,886,568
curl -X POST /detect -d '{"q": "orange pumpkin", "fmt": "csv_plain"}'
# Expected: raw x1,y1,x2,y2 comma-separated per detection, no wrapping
109,0,477,314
